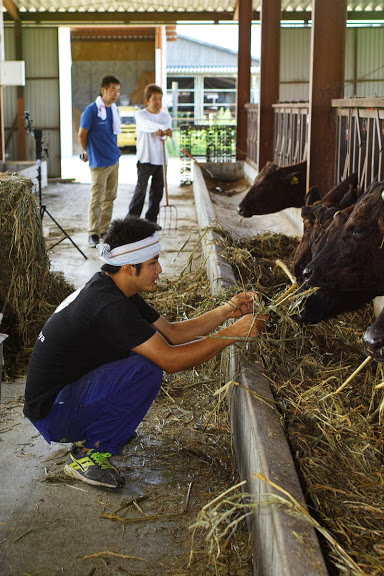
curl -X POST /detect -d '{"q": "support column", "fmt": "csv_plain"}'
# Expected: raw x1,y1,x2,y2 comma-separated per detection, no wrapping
16,19,26,160
308,0,347,193
0,0,5,161
236,0,252,160
155,26,167,92
257,0,281,170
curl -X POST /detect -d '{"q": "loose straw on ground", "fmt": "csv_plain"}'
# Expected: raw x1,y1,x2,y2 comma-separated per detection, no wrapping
321,355,373,400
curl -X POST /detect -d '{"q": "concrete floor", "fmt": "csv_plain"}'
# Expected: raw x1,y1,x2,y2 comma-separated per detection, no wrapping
47,153,200,289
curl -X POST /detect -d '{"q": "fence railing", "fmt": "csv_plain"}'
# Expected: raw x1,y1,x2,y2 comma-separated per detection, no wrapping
245,98,384,193
245,103,258,166
177,99,384,192
272,102,309,167
332,98,384,191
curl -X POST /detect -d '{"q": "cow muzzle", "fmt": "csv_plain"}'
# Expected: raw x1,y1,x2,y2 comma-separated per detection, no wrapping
363,325,384,362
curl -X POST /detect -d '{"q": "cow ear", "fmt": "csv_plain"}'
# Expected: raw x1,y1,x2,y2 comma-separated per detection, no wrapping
339,185,357,209
316,205,336,226
301,205,315,225
264,162,277,175
378,212,384,236
305,186,321,206
281,171,303,186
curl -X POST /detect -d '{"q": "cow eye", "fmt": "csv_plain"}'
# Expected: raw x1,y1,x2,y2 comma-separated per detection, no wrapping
351,226,366,239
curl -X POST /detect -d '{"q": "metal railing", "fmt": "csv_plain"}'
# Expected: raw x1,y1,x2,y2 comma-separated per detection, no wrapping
332,98,384,191
245,103,258,166
272,102,309,167
245,98,384,193
245,102,309,169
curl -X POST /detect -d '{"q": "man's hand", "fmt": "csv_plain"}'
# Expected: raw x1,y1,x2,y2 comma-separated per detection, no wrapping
231,313,269,338
155,128,173,139
225,291,259,318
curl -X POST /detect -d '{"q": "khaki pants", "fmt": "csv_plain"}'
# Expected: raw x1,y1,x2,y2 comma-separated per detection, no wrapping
88,162,119,236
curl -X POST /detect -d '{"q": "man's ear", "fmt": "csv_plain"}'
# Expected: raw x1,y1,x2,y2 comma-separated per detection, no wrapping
123,264,135,276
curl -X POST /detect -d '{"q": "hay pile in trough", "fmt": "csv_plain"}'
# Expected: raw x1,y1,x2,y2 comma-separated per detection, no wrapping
214,229,384,576
0,173,74,377
144,267,255,574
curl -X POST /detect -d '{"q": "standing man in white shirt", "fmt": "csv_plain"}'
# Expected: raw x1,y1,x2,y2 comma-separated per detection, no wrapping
128,84,172,226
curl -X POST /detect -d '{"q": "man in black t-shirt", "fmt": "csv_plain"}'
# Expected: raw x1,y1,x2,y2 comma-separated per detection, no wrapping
24,215,268,489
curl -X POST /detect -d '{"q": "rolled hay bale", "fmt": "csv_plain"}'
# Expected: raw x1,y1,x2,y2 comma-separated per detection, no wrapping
0,173,74,378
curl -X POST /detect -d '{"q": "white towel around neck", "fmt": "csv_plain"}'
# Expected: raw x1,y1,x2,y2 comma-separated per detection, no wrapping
95,96,121,135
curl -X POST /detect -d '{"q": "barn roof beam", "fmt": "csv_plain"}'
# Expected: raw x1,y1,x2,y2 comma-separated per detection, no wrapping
5,9,384,25
4,11,244,24
4,0,20,21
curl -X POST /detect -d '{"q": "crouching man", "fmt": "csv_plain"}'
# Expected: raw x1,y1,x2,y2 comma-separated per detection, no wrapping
24,215,268,489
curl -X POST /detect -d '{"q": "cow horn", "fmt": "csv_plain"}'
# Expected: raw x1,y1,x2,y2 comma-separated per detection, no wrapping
381,191,384,201
333,210,340,219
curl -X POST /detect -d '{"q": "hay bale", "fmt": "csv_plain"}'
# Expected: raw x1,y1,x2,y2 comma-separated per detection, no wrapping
0,173,74,377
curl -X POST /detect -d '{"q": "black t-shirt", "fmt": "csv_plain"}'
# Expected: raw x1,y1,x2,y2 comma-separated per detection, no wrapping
24,272,160,422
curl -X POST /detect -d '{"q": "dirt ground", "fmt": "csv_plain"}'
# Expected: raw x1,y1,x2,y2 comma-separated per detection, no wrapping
0,159,257,576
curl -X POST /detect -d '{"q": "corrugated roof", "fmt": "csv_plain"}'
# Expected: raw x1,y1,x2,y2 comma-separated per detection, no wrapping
4,0,384,22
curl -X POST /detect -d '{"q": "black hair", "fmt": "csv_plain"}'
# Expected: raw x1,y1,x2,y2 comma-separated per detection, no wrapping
100,74,121,90
144,83,163,100
101,215,160,275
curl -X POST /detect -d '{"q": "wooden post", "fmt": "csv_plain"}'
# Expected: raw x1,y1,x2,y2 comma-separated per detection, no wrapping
236,0,252,161
308,0,347,193
257,0,281,170
16,20,26,160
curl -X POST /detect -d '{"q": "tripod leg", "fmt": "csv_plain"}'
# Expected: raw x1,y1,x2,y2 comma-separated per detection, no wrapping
42,206,88,260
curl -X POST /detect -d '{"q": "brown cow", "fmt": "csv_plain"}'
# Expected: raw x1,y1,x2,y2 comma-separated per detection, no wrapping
293,171,359,281
302,181,384,294
292,172,379,325
237,160,310,217
363,307,384,362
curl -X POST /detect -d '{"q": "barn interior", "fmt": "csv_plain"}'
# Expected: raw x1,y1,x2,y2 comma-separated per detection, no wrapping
2,1,384,575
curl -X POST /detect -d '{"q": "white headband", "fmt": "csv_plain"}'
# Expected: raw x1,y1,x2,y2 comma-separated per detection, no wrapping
97,232,161,266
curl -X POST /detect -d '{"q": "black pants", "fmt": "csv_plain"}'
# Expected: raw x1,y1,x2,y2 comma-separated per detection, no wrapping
128,162,164,222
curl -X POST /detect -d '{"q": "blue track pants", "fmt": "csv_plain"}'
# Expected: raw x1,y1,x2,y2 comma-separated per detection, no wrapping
34,354,163,454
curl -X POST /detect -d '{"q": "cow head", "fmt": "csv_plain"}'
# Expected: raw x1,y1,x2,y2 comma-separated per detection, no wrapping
363,307,384,362
295,288,376,325
293,194,327,282
302,182,384,293
237,160,308,217
292,173,359,282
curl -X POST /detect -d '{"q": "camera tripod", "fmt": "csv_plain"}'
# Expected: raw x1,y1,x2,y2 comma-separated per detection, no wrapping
25,112,87,260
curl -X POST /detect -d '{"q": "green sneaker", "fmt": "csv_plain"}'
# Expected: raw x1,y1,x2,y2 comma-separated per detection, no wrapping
64,447,124,488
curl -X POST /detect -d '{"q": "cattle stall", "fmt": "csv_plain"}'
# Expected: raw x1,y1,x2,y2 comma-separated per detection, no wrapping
193,159,384,576
246,98,384,196
333,98,384,190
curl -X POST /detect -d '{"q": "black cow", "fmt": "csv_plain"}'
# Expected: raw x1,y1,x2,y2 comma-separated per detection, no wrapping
302,181,384,293
293,171,359,282
298,181,384,324
290,172,367,325
237,160,309,217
